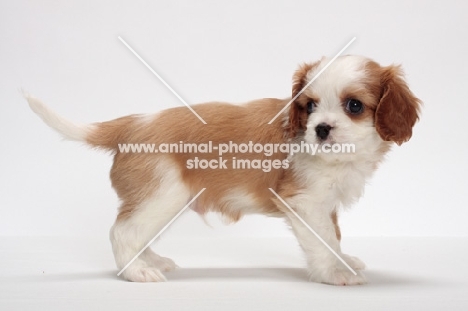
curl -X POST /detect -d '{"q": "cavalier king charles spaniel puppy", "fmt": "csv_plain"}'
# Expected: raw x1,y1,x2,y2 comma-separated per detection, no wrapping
25,55,421,285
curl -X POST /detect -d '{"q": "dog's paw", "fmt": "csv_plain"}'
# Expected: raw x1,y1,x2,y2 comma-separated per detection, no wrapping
144,252,179,271
327,269,366,286
152,256,179,272
342,254,366,270
122,266,167,282
309,267,367,286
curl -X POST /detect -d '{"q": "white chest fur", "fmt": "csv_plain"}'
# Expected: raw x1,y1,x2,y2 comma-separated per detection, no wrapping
290,153,377,213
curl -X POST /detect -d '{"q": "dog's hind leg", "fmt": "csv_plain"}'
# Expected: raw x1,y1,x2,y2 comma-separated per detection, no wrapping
110,163,191,282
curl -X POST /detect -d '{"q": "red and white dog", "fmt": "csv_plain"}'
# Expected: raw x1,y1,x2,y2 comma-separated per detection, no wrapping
26,55,421,285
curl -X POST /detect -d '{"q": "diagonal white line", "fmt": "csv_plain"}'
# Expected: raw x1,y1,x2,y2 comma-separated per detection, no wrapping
268,188,357,275
118,36,207,124
268,37,356,125
117,188,206,276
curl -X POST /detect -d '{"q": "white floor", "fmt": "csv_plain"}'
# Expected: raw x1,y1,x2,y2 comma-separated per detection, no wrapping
0,236,467,310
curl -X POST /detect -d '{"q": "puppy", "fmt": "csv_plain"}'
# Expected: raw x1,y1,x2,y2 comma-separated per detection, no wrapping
25,55,421,285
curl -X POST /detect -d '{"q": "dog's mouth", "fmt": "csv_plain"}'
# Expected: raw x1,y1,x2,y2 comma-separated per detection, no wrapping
316,137,336,145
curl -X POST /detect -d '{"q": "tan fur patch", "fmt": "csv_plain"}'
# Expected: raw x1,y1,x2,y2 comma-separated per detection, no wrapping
89,99,292,221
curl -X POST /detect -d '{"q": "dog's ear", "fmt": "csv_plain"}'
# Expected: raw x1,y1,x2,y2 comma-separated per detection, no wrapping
375,65,422,145
288,62,317,138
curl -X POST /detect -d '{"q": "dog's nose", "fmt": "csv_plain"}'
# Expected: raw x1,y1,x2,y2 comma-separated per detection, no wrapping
315,123,332,140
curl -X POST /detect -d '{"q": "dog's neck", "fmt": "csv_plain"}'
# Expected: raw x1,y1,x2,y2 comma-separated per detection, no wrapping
285,145,390,210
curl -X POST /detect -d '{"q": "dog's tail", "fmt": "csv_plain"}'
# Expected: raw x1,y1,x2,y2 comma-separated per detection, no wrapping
24,93,131,151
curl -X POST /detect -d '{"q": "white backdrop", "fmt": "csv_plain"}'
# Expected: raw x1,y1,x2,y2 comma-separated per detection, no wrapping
1,0,466,237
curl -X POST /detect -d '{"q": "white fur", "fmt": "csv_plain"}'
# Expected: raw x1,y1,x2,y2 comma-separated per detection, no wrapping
26,55,410,286
281,56,387,285
221,190,261,215
24,94,93,141
285,155,371,285
307,56,369,97
137,112,160,125
110,159,190,282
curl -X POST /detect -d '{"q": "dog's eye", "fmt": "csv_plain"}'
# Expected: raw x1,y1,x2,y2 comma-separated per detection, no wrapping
346,99,364,114
307,100,315,114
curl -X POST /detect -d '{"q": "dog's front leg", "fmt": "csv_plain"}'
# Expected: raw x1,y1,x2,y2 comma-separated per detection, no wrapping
284,201,366,286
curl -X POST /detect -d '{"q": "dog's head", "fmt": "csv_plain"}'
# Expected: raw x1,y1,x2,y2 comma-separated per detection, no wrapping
287,55,421,159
